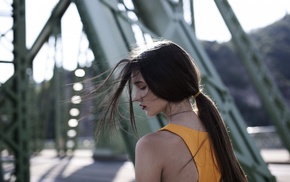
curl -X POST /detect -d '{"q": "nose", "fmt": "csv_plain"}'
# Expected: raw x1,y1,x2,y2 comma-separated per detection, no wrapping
133,90,141,102
133,94,139,102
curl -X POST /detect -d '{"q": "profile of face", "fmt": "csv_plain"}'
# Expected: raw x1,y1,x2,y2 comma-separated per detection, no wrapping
132,71,169,117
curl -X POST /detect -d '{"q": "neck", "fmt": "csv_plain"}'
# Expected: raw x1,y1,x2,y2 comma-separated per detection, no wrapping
167,110,193,118
167,109,205,131
164,99,193,120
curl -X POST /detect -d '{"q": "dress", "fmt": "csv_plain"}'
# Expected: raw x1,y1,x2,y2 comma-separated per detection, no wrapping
159,124,221,182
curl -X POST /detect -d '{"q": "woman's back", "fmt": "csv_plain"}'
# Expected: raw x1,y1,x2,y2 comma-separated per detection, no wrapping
160,124,221,181
135,123,221,182
135,128,197,182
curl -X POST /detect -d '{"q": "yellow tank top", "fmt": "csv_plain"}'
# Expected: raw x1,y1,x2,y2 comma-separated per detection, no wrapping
159,124,221,182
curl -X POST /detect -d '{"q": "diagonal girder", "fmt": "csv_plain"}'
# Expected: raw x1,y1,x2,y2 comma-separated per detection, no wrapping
214,0,290,153
26,0,71,63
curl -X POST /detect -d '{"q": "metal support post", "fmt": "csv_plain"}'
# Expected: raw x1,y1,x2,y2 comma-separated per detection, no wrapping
12,0,30,181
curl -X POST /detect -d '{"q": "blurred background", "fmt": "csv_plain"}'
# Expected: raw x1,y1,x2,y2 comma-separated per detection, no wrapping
0,0,290,181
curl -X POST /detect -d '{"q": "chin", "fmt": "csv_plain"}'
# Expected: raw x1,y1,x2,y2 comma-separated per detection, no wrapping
146,112,158,117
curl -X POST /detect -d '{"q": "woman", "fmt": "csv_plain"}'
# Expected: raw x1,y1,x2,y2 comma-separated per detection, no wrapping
92,40,247,181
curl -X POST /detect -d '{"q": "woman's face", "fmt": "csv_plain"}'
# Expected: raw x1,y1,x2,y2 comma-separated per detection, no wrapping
132,71,168,117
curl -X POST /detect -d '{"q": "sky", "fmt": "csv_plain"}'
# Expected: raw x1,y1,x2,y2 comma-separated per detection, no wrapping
194,0,290,41
0,0,289,83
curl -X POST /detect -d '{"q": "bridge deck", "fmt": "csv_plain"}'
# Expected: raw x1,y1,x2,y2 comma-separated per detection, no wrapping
28,149,289,182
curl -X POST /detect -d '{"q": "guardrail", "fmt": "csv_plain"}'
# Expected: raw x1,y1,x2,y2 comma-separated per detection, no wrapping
247,126,284,149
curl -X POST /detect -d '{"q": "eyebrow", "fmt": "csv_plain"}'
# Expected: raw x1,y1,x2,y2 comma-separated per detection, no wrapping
134,81,144,85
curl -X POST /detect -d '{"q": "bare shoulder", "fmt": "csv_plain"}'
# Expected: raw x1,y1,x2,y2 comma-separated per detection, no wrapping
136,130,181,155
137,131,178,149
135,131,175,181
136,131,165,153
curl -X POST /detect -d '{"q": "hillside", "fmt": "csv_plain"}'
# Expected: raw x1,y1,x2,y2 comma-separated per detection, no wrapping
203,14,290,126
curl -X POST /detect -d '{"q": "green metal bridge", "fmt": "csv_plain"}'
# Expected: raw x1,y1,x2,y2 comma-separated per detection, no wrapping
1,0,290,181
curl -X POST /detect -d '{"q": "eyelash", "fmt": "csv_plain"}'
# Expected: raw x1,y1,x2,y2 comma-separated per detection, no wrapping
140,86,146,90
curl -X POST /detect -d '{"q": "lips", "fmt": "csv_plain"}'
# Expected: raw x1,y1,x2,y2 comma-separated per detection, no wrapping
140,104,146,110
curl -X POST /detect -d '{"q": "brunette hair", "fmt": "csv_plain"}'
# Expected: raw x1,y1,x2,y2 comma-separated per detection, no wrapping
92,40,247,182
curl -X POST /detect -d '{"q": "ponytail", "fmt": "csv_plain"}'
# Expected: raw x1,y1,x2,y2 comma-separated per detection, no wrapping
195,92,247,182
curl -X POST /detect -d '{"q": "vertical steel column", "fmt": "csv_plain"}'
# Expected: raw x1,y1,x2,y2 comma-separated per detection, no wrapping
29,77,39,153
51,21,67,156
0,160,3,182
54,67,66,156
12,0,30,181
